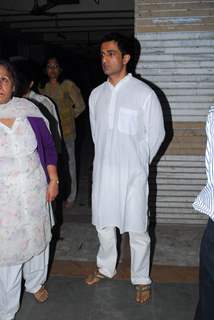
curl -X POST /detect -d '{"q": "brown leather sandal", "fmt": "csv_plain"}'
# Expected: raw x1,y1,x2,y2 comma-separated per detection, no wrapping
85,270,107,285
135,284,151,304
33,286,48,303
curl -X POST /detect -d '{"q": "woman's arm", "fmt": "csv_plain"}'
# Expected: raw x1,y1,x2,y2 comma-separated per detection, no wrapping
38,118,59,202
46,164,59,202
66,80,85,118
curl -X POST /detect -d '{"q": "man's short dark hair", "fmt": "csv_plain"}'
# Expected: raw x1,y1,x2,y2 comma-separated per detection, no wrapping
100,32,132,57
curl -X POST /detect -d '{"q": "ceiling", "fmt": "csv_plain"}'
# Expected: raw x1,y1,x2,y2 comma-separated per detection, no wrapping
0,0,134,54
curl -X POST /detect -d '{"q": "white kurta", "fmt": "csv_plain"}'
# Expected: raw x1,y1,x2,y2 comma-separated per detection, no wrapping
89,74,165,234
0,117,52,266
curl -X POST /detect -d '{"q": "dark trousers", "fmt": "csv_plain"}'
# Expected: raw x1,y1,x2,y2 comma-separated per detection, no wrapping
195,218,214,320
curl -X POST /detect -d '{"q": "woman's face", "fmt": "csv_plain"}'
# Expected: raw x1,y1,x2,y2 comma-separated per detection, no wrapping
46,58,61,81
0,65,15,104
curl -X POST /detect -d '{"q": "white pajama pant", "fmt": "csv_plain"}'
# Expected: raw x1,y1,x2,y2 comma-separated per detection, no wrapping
0,246,49,320
96,227,151,285
65,137,77,202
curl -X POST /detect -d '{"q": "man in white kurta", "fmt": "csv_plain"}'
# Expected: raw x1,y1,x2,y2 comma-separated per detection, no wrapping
86,33,165,304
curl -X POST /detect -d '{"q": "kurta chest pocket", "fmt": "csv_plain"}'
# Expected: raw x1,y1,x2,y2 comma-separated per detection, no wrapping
118,108,138,135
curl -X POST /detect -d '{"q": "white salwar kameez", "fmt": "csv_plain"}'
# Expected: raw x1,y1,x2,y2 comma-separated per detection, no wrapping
0,117,52,320
89,74,165,284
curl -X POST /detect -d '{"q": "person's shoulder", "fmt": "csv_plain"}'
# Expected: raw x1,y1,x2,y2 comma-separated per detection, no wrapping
30,91,43,100
209,105,214,113
15,96,32,106
207,105,214,121
90,81,106,97
128,75,154,94
15,97,42,111
35,92,55,107
28,117,50,141
42,95,55,106
62,79,77,88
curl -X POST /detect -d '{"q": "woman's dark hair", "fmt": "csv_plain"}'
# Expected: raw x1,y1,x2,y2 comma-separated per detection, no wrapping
10,59,35,97
99,32,132,57
0,59,17,87
39,55,65,88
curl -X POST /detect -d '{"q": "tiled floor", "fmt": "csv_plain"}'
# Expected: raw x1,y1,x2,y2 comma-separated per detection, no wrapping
16,277,198,320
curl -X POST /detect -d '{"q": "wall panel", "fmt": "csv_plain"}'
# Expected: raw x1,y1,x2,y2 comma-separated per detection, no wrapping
135,0,214,223
136,32,214,122
135,0,214,32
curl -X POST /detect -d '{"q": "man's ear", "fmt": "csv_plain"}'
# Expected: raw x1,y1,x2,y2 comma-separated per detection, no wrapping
123,54,131,65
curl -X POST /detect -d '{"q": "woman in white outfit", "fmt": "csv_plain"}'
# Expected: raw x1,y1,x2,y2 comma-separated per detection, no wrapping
0,60,59,320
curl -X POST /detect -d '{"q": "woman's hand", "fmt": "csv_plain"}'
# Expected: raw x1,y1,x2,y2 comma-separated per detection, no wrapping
46,179,59,202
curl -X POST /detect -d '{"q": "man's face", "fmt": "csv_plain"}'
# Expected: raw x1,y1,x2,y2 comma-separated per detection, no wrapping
100,41,128,77
46,58,61,81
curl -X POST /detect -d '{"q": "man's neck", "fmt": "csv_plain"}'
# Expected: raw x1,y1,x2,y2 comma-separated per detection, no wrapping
108,71,128,86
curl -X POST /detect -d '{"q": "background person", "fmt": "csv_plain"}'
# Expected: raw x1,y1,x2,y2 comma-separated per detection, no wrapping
39,56,85,207
11,58,62,156
85,33,165,304
193,105,214,320
0,59,58,320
